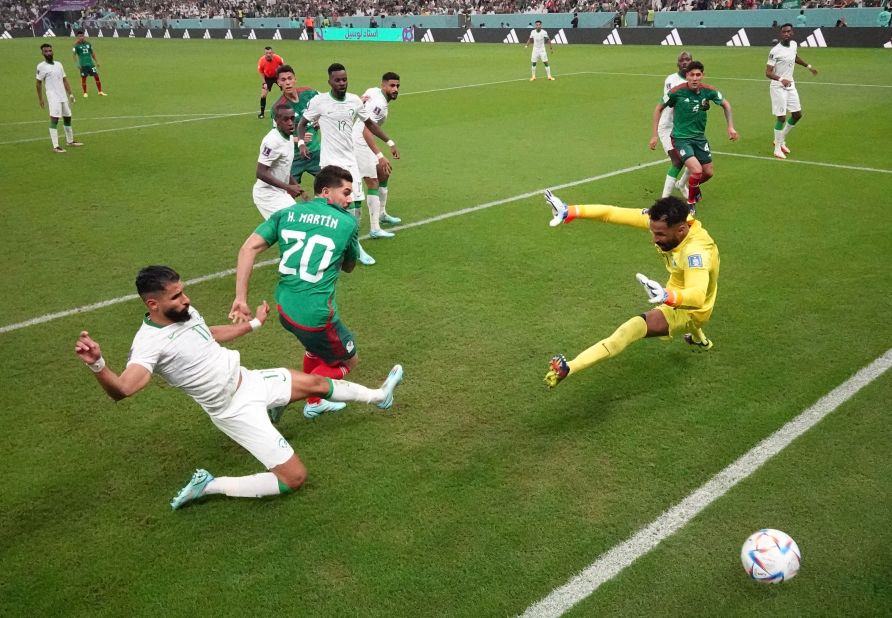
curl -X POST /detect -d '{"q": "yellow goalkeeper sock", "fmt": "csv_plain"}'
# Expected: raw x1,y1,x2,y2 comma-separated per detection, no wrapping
567,316,648,374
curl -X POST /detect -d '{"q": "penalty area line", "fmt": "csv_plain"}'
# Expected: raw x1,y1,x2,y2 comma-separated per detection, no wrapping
520,347,892,618
715,151,892,174
0,160,665,335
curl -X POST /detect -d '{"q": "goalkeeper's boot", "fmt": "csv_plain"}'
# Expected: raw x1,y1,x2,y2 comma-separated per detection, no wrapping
544,354,570,388
303,399,347,419
170,468,214,510
376,364,404,410
268,404,289,424
684,333,714,351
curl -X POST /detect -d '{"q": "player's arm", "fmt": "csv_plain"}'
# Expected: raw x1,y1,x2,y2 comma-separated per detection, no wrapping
296,113,314,159
549,37,554,53
794,55,818,76
342,231,359,273
544,191,650,229
719,99,739,141
363,118,399,159
91,49,99,68
636,267,709,308
649,101,669,150
525,36,532,47
62,76,75,102
74,331,152,401
36,79,45,108
211,300,269,342
231,233,272,323
256,161,302,197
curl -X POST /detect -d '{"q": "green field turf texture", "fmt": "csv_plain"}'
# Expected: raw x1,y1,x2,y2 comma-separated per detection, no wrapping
1,40,890,616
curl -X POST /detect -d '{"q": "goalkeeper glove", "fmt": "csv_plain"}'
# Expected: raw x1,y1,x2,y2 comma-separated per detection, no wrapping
636,273,669,304
544,190,568,227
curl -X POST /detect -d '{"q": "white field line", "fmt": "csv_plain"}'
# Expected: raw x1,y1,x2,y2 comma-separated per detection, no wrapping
0,112,253,145
715,151,892,174
521,347,892,618
0,113,248,127
0,160,664,335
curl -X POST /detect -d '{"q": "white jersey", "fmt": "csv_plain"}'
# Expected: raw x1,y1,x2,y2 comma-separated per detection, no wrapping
252,128,294,202
352,87,389,150
658,71,687,133
36,60,68,104
127,307,241,417
529,29,549,50
303,91,370,169
767,41,798,87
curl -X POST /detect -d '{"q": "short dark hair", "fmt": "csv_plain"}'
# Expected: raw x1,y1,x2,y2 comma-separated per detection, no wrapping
274,103,293,118
314,165,353,195
535,20,542,24
40,43,52,50
781,22,794,28
136,266,180,299
648,197,690,226
684,60,705,75
276,64,295,77
264,46,272,50
382,71,400,82
75,29,84,35
328,62,346,75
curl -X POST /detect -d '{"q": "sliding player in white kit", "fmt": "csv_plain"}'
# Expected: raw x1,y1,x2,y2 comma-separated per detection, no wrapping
525,21,554,81
296,62,399,265
353,72,402,239
252,104,306,219
74,265,403,510
766,23,818,160
656,51,692,198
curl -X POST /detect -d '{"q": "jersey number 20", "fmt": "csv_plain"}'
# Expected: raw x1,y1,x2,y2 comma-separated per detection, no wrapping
278,230,335,283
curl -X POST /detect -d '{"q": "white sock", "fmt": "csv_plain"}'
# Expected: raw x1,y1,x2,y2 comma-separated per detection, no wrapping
773,128,785,147
677,168,689,189
367,193,382,232
204,472,282,498
661,175,676,198
545,65,552,77
782,122,796,138
531,64,536,77
329,379,382,405
378,185,389,215
63,125,73,143
49,127,59,148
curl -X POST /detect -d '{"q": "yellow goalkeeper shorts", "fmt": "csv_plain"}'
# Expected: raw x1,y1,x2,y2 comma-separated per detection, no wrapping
655,304,705,338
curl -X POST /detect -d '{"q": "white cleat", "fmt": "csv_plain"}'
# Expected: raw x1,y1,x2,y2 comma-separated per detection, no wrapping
369,229,395,239
773,148,787,160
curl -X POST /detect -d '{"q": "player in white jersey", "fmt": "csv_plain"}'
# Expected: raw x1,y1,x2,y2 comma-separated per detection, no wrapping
766,23,818,160
353,72,402,239
252,104,306,219
35,43,82,153
525,21,554,81
296,63,399,265
74,265,404,510
656,51,692,198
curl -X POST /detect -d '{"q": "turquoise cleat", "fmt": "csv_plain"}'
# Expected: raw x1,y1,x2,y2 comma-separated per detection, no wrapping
380,213,402,225
303,399,347,419
170,468,214,510
376,364,404,410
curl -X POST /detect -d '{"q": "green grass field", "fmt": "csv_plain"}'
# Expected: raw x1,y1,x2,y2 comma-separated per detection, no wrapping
1,38,890,616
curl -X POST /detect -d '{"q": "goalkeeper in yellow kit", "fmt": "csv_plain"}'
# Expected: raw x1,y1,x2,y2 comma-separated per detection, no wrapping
543,191,719,388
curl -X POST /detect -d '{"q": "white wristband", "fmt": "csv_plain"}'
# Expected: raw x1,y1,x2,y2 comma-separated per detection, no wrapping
88,356,106,373
386,139,395,147
806,64,813,69
249,318,262,331
376,152,385,160
296,139,305,147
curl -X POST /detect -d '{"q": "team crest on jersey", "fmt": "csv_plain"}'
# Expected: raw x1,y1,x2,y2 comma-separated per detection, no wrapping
688,254,703,268
346,340,355,353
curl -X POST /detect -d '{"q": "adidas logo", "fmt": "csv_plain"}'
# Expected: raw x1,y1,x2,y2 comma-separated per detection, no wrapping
70,28,75,37
602,28,622,45
203,29,212,39
43,28,56,37
163,29,170,38
97,29,103,37
182,29,190,39
421,29,434,42
224,29,233,39
1,30,13,39
460,29,474,43
503,29,518,43
553,28,568,45
885,39,892,48
660,28,682,46
272,28,282,40
299,28,308,40
725,28,750,47
145,29,152,38
112,29,119,38
799,28,826,47
128,28,135,38
248,29,257,40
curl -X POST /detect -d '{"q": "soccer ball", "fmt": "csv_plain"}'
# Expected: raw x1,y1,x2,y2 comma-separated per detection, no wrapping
740,529,801,583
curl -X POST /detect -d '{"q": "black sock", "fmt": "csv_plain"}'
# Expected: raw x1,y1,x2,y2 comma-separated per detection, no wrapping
260,96,266,114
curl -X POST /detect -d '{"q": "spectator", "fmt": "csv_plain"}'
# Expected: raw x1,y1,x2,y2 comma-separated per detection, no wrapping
796,9,807,26
878,5,891,26
571,11,579,26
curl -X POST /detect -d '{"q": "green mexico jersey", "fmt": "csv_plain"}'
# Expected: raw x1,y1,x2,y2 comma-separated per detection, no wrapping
255,198,359,327
73,42,95,68
275,88,321,153
661,84,725,140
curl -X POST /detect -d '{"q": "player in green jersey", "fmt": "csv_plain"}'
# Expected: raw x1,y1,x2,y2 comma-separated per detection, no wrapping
274,64,321,186
231,165,375,420
71,30,105,97
649,61,737,208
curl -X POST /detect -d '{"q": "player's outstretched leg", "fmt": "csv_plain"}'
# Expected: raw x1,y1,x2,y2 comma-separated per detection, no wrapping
375,364,404,410
684,328,713,351
544,353,570,388
170,468,215,509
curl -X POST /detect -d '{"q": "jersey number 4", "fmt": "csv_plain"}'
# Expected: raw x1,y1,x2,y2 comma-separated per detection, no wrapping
279,230,335,283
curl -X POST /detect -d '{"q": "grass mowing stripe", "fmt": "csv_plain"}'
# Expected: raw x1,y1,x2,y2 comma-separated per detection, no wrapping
0,160,665,335
715,151,892,174
520,347,892,618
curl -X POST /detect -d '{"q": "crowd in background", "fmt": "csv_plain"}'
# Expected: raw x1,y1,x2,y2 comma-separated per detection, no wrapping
4,0,889,31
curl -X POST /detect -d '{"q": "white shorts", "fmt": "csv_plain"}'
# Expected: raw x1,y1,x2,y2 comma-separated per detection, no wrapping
354,142,380,179
210,367,294,469
770,85,801,116
252,187,296,220
321,157,364,202
48,100,72,118
531,50,549,63
658,127,674,153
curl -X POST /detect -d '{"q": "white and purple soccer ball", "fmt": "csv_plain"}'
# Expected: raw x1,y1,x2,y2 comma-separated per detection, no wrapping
741,529,801,583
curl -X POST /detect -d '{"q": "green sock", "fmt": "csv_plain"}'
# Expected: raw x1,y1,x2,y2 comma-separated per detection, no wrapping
667,165,681,178
787,117,800,126
774,120,785,130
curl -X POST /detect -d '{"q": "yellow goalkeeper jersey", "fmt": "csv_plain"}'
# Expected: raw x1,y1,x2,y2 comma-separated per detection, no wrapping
565,204,719,324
